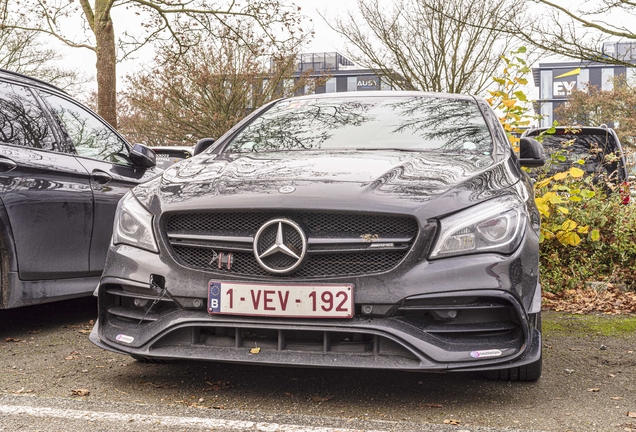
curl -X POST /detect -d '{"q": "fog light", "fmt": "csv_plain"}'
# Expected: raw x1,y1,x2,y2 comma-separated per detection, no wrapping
134,298,149,308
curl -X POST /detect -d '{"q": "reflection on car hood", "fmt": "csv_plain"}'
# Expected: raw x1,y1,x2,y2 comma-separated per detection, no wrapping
135,150,518,217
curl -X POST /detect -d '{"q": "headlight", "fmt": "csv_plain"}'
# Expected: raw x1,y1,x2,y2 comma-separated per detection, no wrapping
112,192,158,253
429,196,526,259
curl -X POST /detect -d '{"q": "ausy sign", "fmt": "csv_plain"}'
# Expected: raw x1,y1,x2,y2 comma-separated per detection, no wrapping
357,77,379,91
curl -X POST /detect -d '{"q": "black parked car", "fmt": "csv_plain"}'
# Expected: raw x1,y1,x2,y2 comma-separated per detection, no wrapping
522,126,630,203
151,146,193,170
0,69,158,309
90,92,546,380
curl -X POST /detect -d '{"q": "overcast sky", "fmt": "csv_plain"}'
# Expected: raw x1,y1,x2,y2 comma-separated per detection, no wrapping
60,0,353,88
54,0,631,93
293,0,350,52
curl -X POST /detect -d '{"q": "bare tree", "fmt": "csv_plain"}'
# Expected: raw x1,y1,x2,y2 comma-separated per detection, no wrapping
0,26,85,92
509,1,636,66
119,24,321,146
326,0,519,95
0,0,307,128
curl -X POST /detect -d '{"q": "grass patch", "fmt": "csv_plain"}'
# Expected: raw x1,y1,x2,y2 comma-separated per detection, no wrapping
543,311,636,337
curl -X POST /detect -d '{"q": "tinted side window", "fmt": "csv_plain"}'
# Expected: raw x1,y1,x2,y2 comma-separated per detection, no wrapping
40,92,131,165
541,133,622,180
0,82,55,150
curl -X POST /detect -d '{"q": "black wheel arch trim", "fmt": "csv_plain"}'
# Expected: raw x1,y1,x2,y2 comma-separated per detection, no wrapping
0,197,20,308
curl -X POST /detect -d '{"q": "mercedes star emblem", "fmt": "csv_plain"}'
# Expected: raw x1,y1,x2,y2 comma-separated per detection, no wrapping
253,218,307,274
278,186,295,194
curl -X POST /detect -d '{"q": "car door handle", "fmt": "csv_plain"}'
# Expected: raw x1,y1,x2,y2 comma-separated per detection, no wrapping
0,157,17,173
91,170,112,185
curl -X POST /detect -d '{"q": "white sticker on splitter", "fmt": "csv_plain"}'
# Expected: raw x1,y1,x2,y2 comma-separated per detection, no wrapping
116,334,134,344
470,349,502,358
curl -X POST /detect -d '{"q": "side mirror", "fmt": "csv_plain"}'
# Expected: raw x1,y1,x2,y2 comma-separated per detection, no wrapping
519,138,546,167
193,138,216,156
129,143,156,168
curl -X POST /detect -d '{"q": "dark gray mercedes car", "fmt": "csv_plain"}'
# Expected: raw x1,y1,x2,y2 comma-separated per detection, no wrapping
90,92,546,380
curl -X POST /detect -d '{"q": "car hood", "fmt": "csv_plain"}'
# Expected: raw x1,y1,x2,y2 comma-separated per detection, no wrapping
135,150,519,219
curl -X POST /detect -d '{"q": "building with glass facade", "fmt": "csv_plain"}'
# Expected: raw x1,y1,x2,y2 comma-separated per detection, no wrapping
533,42,636,127
292,52,395,94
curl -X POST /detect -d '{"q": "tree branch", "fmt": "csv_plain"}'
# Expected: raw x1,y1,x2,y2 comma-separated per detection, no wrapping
536,0,636,39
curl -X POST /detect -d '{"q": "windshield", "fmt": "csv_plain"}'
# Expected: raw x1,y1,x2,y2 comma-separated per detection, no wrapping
224,96,494,156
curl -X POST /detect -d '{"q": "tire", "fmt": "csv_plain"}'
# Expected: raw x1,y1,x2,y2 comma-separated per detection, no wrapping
485,312,542,382
130,355,168,364
484,355,542,381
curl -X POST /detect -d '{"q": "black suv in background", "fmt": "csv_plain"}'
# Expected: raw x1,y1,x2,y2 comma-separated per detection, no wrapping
0,69,158,309
522,126,630,203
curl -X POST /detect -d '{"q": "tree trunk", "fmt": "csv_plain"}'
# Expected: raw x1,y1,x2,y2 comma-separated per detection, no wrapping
94,1,117,128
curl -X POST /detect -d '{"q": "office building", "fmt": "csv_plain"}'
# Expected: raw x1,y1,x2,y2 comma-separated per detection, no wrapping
533,42,636,127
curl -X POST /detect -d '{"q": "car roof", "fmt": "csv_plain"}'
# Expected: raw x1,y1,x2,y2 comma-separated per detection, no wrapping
151,146,194,152
285,90,478,102
524,126,616,136
0,68,68,95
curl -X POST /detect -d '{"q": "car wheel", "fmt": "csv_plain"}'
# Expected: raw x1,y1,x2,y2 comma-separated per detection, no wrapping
484,355,542,381
485,312,542,381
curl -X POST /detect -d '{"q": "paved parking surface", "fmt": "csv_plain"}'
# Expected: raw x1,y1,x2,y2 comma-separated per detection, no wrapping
0,297,635,431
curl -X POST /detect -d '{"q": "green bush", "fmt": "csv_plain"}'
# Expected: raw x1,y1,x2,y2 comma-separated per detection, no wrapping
535,163,636,293
486,47,636,293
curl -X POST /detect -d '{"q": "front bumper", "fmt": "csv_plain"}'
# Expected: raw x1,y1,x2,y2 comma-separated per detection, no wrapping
90,310,541,371
92,281,541,372
92,215,541,372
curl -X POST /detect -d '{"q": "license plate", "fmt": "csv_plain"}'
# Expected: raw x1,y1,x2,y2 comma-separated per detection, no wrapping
208,281,354,318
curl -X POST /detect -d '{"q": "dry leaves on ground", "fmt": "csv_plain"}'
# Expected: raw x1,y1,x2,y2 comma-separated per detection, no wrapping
310,395,335,402
543,286,636,314
422,403,443,408
139,380,178,389
65,350,80,360
71,388,90,396
202,380,232,391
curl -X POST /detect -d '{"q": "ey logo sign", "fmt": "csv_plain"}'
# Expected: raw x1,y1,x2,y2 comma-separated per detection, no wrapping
553,68,580,97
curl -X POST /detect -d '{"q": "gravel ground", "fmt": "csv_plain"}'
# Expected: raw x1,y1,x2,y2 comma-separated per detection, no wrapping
0,297,635,432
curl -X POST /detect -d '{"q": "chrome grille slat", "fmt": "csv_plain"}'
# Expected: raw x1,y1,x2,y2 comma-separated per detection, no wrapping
307,245,409,254
307,236,413,245
168,233,254,243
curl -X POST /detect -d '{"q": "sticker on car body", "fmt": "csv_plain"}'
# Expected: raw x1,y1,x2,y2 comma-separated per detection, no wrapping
470,349,502,358
116,334,134,344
